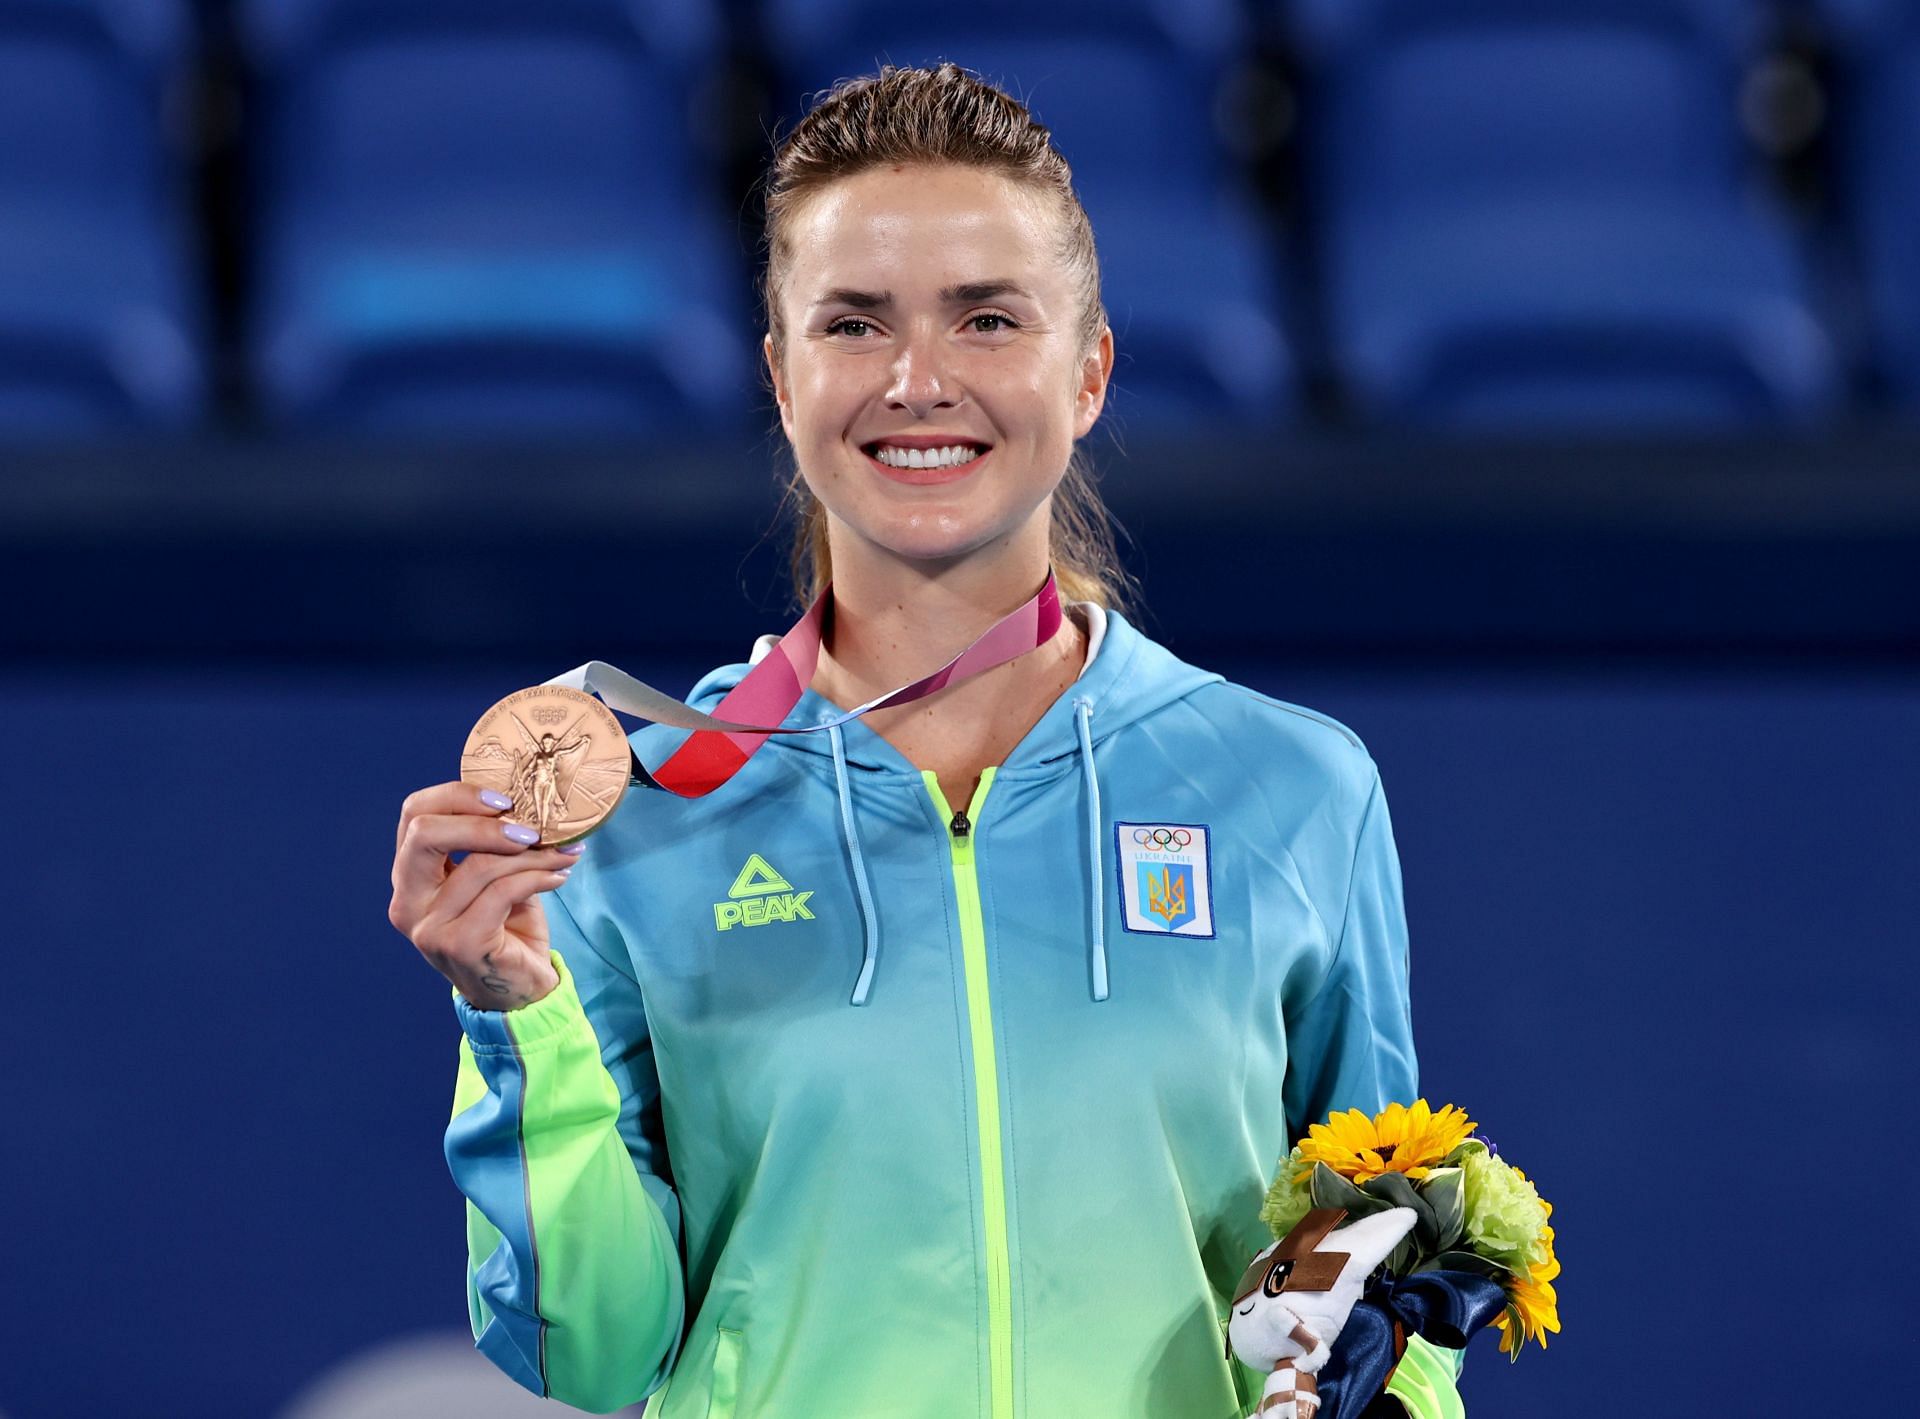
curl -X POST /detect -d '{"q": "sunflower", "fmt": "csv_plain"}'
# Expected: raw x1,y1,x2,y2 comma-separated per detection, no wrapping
1294,1099,1477,1184
1496,1221,1561,1356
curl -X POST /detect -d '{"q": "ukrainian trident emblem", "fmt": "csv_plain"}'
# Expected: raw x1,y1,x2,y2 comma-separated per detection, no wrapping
1138,862,1196,931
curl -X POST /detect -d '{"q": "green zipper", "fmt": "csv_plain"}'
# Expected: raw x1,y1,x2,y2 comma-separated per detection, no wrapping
924,767,1014,1419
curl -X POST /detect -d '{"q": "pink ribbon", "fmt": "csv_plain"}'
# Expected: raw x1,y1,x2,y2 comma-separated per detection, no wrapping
544,570,1062,797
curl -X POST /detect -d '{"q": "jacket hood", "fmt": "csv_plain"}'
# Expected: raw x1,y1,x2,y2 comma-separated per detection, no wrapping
676,603,1223,774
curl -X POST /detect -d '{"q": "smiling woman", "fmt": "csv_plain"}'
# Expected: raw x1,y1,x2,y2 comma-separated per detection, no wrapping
765,160,1111,664
405,62,1463,1419
759,67,1121,612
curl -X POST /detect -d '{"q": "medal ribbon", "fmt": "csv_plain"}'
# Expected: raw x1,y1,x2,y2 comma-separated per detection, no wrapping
545,570,1062,797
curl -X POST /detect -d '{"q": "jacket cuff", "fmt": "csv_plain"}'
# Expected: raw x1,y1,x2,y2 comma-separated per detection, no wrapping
450,949,584,1051
1383,1333,1466,1419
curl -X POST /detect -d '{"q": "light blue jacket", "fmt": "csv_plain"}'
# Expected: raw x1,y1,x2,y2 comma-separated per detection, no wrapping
445,605,1450,1417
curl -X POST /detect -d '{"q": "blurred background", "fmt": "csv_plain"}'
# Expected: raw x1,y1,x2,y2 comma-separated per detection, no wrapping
4,0,1917,1415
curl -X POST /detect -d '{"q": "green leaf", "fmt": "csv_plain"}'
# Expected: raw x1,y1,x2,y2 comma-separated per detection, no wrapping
1359,1170,1445,1256
1385,1235,1419,1276
1419,1167,1467,1254
1308,1163,1393,1219
1441,1139,1489,1168
1361,1169,1431,1216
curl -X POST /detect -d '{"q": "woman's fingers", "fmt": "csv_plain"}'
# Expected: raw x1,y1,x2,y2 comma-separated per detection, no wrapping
396,780,509,854
413,863,571,976
393,810,546,897
431,844,582,926
390,781,573,1012
390,786,542,930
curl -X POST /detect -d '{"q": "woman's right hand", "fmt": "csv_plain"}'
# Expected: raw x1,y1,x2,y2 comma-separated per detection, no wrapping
388,782,585,1011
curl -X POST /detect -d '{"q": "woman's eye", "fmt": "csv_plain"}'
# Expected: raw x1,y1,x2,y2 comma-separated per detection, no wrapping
969,313,1018,333
826,317,873,338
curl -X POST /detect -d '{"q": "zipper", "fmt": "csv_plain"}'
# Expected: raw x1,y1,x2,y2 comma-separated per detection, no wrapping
924,768,1013,1419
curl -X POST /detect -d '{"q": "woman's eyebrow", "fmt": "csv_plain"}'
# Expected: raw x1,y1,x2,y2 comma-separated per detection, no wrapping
811,280,1036,312
816,287,890,311
940,280,1034,304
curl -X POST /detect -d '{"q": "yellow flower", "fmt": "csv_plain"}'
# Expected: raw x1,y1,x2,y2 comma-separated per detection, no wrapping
1495,1222,1561,1356
1295,1100,1477,1185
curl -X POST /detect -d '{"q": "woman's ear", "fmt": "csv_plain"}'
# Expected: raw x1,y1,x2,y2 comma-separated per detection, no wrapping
1073,326,1115,438
764,334,795,442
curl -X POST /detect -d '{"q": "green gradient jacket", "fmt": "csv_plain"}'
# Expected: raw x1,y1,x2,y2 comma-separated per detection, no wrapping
444,608,1465,1417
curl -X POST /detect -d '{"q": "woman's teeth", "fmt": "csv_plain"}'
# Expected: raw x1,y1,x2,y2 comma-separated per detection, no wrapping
871,444,982,469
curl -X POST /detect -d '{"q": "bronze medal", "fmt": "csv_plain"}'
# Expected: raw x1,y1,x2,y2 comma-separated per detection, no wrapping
460,685,632,846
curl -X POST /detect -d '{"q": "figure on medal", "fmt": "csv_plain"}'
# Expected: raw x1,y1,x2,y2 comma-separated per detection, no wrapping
510,712,591,836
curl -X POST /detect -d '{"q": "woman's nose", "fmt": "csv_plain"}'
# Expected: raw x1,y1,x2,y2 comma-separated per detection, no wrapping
885,332,960,418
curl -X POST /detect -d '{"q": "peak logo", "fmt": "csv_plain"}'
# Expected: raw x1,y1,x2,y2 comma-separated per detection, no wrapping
713,853,815,931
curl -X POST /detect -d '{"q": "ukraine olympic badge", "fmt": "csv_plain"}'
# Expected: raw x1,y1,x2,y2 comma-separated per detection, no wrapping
1116,822,1215,937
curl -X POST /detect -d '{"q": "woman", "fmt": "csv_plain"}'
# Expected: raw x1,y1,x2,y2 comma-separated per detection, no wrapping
389,64,1463,1419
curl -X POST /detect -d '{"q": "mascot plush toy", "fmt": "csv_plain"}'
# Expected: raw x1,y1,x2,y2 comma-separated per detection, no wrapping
1226,1207,1418,1419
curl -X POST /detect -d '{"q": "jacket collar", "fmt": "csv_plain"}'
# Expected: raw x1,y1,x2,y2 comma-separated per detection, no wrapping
703,602,1217,775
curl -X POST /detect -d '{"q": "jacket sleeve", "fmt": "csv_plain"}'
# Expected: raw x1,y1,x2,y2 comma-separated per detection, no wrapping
1281,760,1419,1131
1282,764,1471,1418
444,891,687,1414
1385,1334,1467,1419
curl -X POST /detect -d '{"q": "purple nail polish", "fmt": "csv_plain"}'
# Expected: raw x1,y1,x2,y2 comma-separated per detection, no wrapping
502,822,540,845
479,789,512,811
558,842,587,855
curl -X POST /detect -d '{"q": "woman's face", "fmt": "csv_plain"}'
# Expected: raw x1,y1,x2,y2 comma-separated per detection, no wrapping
766,163,1113,572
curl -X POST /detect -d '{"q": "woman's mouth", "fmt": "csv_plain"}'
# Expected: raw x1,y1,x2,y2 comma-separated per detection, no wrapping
861,440,991,485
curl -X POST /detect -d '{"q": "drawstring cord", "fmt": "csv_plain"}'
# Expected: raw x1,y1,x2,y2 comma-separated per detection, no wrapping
832,703,1106,1007
829,723,882,1006
1074,697,1109,1002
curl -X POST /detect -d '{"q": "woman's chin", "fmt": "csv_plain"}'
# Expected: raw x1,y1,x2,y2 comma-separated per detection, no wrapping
847,526,1016,569
813,491,1055,570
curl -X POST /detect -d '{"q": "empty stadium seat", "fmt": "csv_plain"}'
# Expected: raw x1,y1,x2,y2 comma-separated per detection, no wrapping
1286,0,1844,430
236,0,750,434
761,0,1300,428
1813,0,1920,410
0,0,208,436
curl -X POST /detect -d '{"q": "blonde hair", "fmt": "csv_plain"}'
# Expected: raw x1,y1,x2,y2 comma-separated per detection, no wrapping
759,62,1134,613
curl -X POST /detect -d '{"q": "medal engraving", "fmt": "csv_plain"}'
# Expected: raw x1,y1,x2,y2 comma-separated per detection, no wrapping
461,686,631,846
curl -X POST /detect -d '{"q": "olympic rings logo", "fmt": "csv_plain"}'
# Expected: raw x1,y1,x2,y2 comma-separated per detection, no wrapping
1131,827,1193,849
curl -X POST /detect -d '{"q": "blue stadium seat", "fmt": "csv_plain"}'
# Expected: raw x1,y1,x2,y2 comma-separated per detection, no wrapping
0,0,208,436
761,0,1300,429
236,0,750,434
1286,0,1843,430
1814,0,1920,410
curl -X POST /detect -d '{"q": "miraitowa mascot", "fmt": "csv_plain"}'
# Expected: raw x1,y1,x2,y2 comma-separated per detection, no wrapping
1227,1207,1419,1419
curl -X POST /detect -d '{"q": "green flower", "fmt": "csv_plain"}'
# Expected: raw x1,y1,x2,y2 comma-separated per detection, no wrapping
1260,1147,1315,1240
1459,1149,1550,1274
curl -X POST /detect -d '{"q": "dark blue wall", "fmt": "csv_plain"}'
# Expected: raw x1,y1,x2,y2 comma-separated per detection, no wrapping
5,657,1917,1417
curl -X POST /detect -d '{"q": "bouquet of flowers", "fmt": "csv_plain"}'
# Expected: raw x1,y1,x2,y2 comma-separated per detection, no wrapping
1229,1100,1559,1418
